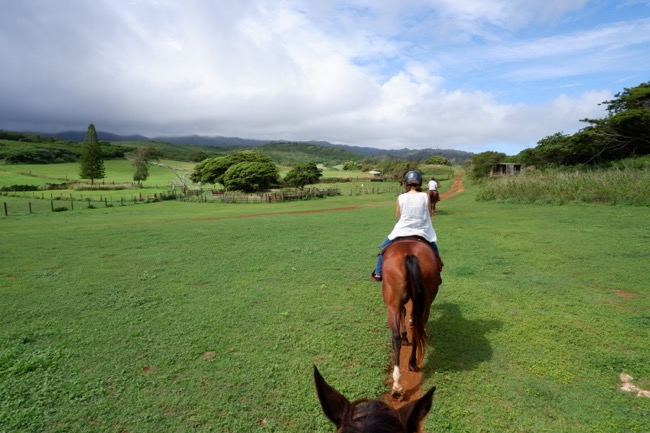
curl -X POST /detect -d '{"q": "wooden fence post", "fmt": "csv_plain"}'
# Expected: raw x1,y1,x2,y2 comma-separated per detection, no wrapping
3,202,7,216
29,202,32,214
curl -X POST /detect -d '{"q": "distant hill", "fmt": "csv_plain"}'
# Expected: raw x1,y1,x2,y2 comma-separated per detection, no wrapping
29,130,150,143
17,130,474,165
153,135,269,147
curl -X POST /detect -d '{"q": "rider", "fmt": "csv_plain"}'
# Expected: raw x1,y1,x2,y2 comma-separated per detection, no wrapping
371,170,442,282
427,176,438,192
427,176,440,210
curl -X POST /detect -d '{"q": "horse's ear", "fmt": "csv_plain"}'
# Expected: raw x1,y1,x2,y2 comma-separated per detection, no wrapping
313,365,352,427
397,386,435,433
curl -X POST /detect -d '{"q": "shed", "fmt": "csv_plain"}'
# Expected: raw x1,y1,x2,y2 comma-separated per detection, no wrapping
490,163,524,176
368,170,384,182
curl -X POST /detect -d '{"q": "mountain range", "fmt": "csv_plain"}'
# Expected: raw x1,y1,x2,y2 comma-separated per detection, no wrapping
27,130,475,164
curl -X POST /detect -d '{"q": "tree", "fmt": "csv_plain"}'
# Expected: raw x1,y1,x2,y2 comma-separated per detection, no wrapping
284,162,322,190
518,81,650,168
189,151,210,162
79,123,105,185
191,151,273,186
580,81,650,161
222,161,280,192
132,146,160,185
425,156,451,166
376,159,411,184
343,161,362,171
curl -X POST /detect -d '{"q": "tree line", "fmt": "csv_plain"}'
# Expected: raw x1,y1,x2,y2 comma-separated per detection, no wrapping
468,81,650,179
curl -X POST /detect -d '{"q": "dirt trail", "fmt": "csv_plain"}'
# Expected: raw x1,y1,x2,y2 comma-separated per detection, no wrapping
383,171,465,409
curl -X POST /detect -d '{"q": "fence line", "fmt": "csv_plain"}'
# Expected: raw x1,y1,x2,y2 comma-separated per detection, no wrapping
1,190,178,216
1,183,405,216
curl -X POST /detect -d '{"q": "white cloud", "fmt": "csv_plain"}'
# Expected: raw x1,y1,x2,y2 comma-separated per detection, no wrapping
1,0,647,154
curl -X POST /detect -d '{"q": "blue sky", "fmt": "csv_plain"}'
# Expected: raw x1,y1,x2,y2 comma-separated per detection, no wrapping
1,0,648,155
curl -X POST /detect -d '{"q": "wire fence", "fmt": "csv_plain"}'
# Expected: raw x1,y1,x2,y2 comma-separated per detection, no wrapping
2,187,345,216
1,190,177,216
1,181,408,216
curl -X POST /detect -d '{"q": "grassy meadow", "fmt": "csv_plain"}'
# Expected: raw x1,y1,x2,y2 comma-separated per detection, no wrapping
0,161,453,215
476,165,650,206
1,164,649,432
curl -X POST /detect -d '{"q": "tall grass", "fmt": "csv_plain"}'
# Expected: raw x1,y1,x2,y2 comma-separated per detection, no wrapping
476,168,650,205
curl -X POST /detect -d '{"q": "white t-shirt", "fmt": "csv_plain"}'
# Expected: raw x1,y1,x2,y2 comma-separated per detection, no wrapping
387,192,437,242
428,180,438,191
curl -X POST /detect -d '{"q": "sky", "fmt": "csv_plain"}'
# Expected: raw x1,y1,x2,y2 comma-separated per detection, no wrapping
1,1,649,155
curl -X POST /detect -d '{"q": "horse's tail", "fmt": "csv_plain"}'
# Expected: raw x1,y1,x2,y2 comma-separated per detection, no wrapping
405,254,427,359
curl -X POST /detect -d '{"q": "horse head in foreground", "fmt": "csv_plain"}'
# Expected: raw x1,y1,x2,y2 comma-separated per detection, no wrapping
314,366,435,433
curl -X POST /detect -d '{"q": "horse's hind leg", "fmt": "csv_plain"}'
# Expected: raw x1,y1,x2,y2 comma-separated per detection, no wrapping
408,342,418,372
399,306,410,345
388,307,404,400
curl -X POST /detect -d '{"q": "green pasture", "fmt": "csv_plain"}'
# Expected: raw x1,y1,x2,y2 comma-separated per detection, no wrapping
0,161,456,215
1,172,649,432
0,160,192,187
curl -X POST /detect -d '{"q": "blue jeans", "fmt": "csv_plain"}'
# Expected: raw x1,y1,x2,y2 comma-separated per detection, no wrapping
374,238,440,276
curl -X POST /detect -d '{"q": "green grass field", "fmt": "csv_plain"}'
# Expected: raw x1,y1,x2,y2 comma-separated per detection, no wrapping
1,168,648,432
0,161,456,215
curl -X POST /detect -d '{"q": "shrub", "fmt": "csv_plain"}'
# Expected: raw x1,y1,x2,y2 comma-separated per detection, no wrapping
476,168,650,205
0,184,40,192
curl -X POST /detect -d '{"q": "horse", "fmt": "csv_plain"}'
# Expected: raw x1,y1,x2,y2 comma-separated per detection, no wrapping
381,238,441,400
314,366,435,433
427,190,439,215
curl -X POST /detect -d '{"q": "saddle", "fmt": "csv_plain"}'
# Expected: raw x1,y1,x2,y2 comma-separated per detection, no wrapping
380,236,432,255
381,236,443,272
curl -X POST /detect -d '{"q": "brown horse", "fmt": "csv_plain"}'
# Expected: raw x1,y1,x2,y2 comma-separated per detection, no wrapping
427,190,439,215
314,366,435,433
382,238,441,400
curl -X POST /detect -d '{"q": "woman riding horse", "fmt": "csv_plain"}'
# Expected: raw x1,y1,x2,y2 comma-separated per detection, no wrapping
427,176,439,215
371,170,443,399
371,170,442,282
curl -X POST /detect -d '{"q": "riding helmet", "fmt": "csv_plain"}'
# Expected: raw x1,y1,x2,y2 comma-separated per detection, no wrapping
403,170,423,186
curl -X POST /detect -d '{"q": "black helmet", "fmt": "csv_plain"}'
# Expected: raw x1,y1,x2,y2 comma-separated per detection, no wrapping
403,170,422,186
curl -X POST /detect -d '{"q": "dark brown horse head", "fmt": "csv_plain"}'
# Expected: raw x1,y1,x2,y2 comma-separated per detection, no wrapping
314,366,435,433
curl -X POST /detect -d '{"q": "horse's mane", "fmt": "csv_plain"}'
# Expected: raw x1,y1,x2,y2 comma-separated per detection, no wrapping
344,399,406,433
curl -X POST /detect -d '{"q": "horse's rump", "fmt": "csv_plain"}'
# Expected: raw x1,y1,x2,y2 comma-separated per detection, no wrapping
383,238,438,278
380,236,433,256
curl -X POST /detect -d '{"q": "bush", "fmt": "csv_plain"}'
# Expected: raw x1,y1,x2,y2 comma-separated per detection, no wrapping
476,168,650,205
0,184,40,192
